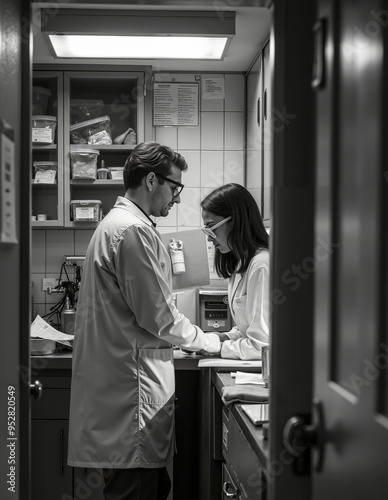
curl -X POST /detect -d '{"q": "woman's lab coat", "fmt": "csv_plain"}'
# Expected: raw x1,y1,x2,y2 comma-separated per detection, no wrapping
221,249,270,360
67,197,220,469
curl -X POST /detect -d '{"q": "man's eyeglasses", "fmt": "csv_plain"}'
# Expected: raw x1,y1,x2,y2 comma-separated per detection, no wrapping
201,216,232,239
155,173,184,197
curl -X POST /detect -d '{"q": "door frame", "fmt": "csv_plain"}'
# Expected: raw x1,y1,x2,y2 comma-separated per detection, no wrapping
268,1,316,499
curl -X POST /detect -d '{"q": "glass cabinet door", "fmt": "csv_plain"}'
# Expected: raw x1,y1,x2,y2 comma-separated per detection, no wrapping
32,71,64,227
63,71,145,228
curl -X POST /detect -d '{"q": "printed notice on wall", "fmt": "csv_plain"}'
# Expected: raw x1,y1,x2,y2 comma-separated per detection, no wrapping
0,120,18,245
202,77,225,100
153,82,199,126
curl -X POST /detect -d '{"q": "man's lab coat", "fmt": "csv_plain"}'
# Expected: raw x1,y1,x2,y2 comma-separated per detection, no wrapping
68,197,220,468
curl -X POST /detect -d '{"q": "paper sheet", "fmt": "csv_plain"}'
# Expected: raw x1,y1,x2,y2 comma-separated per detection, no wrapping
234,371,265,385
198,358,262,368
31,315,74,346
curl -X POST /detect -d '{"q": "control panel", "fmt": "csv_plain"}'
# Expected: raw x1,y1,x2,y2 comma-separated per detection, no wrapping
196,289,233,332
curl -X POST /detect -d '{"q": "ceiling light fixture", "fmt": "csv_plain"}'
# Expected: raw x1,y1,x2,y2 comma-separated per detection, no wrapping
41,9,235,60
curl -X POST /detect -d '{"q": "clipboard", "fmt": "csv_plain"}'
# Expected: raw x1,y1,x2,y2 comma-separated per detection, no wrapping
160,229,210,291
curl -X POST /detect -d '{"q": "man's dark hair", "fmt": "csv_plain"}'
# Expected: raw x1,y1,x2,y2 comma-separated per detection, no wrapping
201,183,269,279
123,141,188,191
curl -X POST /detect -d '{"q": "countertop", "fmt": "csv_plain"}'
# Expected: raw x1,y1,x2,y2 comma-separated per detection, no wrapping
31,348,207,371
212,371,269,472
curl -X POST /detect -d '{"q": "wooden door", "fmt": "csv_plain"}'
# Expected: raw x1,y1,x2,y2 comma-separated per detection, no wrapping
312,0,388,497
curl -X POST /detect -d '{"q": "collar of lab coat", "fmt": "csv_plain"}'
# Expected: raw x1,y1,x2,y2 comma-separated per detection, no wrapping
114,196,156,228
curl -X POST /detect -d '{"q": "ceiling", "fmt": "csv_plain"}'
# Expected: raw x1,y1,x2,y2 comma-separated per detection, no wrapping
32,1,272,72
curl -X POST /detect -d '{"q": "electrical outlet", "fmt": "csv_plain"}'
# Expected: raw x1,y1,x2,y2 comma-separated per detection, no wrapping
42,278,59,291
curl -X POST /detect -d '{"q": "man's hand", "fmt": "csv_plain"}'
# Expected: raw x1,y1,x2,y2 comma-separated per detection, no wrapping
213,332,229,342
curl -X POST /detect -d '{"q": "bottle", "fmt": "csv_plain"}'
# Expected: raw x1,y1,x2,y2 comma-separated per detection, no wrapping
169,239,186,274
61,296,75,335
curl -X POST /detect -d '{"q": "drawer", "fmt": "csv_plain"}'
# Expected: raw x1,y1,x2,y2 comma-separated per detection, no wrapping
222,463,240,500
32,388,70,419
222,408,265,499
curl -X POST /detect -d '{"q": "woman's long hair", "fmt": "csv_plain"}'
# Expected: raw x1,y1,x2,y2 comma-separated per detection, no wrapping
201,184,269,278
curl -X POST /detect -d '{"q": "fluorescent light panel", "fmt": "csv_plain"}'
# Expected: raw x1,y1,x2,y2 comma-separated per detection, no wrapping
48,35,228,59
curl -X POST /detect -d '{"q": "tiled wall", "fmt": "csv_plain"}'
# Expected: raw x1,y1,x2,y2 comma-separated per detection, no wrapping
31,72,245,323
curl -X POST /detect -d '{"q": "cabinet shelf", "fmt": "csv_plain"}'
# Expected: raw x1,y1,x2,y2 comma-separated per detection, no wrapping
69,144,136,152
32,182,58,189
70,179,123,187
33,144,58,151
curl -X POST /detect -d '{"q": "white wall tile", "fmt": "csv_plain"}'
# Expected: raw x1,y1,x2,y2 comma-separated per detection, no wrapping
201,97,224,112
179,151,200,187
176,288,197,323
74,230,95,256
201,151,224,188
178,188,201,227
155,127,178,149
46,230,74,273
246,150,262,188
224,151,244,185
31,230,45,273
225,74,245,111
225,112,245,150
31,273,46,304
177,126,200,150
200,112,224,150
33,303,46,318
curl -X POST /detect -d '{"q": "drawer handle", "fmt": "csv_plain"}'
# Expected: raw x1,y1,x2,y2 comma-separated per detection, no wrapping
60,430,64,475
223,481,237,498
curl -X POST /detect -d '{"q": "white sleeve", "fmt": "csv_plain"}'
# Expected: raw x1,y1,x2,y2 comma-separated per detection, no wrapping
221,265,269,360
224,326,241,340
115,225,221,354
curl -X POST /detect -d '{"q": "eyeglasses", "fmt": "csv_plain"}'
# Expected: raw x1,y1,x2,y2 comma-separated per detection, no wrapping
155,173,184,197
201,216,232,239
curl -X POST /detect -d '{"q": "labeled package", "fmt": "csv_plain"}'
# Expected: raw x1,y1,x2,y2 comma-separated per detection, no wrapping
169,239,186,274
70,200,102,222
32,115,57,144
33,161,58,184
107,166,124,180
32,87,51,115
70,149,99,180
70,99,104,124
70,116,112,145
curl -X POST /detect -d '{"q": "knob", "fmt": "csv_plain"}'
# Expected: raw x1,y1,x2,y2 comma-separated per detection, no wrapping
30,380,43,400
223,481,237,498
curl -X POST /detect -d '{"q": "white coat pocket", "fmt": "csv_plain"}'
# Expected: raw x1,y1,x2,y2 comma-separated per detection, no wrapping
137,348,175,466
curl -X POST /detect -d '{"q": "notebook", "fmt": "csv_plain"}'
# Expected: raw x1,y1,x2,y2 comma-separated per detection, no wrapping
241,403,269,426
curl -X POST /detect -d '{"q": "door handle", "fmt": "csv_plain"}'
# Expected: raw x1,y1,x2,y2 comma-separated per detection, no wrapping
257,97,261,126
223,481,238,498
30,380,43,400
283,398,325,474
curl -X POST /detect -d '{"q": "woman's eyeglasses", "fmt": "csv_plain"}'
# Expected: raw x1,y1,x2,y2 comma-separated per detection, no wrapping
201,216,232,239
155,174,184,197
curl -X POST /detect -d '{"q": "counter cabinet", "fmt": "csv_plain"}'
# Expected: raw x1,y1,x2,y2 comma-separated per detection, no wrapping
30,353,201,500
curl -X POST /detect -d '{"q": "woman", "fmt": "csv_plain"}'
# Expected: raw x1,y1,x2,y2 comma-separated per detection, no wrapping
201,183,270,360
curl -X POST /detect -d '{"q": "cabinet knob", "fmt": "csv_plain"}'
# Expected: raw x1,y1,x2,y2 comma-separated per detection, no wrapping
30,380,43,400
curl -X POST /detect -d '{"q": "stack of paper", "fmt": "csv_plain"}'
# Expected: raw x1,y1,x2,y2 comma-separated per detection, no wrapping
31,315,74,347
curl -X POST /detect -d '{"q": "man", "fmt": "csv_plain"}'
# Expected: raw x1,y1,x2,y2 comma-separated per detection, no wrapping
67,142,221,500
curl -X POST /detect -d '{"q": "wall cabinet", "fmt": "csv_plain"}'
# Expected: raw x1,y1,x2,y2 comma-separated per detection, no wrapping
32,68,150,229
32,72,64,227
246,40,273,224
